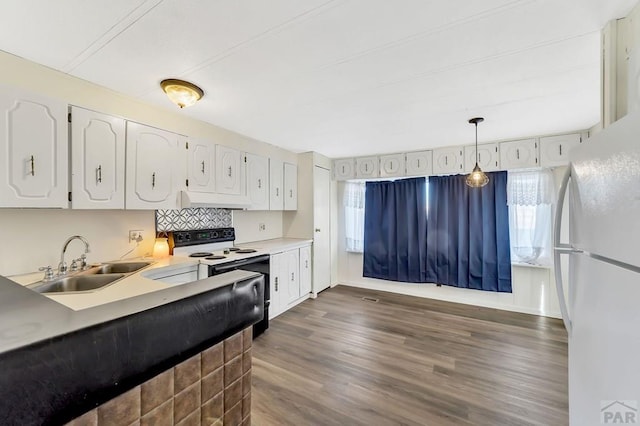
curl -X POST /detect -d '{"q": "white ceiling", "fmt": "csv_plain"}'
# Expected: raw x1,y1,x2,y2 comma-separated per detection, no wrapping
0,0,636,158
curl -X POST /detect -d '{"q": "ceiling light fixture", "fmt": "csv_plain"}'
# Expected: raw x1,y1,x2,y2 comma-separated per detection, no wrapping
466,117,489,188
160,79,204,108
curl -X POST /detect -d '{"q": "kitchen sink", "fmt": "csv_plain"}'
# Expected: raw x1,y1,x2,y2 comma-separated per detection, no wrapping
29,274,125,294
86,262,152,274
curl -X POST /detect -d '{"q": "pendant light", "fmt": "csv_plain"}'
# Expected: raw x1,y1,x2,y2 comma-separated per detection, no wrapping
466,117,489,188
160,79,204,108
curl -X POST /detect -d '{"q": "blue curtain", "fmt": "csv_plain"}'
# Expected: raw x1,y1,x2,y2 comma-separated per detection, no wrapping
426,172,512,292
363,177,427,282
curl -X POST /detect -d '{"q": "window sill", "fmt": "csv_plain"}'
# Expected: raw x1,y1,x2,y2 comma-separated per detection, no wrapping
511,262,551,270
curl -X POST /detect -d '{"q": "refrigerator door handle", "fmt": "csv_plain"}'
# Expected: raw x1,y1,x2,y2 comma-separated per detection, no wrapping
553,167,573,335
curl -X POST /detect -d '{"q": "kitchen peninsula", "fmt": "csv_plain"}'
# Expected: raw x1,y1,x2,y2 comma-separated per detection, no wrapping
0,270,264,425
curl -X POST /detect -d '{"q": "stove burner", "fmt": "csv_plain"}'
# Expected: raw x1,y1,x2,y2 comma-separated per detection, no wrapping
205,255,227,260
228,247,241,252
235,249,257,254
189,252,214,258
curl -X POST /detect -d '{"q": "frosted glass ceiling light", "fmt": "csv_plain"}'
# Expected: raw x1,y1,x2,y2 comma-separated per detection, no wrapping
466,117,489,188
160,79,204,108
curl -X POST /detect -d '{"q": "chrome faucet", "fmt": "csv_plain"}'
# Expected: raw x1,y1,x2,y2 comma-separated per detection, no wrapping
59,235,90,275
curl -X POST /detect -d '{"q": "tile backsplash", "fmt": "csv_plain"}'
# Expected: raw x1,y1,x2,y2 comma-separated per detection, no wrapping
156,208,232,232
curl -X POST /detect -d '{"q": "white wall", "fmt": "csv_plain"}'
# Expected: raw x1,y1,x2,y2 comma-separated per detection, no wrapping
336,176,565,319
233,210,283,244
0,209,155,276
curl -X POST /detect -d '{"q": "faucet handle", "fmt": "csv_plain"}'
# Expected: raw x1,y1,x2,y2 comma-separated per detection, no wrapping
38,266,55,281
70,258,79,272
80,253,88,269
58,261,68,276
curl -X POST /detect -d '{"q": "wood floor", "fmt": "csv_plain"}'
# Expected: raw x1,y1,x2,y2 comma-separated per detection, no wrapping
251,286,568,426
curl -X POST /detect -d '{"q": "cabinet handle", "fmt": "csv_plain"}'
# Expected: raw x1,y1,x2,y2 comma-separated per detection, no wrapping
152,172,156,188
96,165,102,184
365,163,368,172
305,260,308,268
342,165,345,174
289,189,293,198
228,166,232,177
201,161,205,174
516,148,520,160
276,187,279,197
559,144,563,156
30,155,35,176
445,156,448,166
258,178,261,189
275,277,278,291
478,153,481,162
291,272,294,281
417,159,420,168
315,228,321,232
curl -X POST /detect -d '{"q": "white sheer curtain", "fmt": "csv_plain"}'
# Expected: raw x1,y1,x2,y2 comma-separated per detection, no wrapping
343,181,366,253
507,169,556,266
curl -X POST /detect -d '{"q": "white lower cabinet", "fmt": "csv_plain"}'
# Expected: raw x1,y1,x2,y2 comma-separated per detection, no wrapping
270,244,312,318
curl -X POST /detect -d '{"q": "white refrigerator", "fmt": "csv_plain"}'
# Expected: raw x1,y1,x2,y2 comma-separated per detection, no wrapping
554,111,640,425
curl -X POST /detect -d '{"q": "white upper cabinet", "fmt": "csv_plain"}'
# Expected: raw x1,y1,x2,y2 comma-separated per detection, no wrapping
283,162,298,211
405,151,433,176
270,158,284,210
299,245,312,296
187,139,215,193
215,145,242,195
355,156,379,179
500,138,539,170
379,153,405,178
70,107,125,209
464,143,500,173
125,122,186,210
245,153,269,210
333,158,355,180
539,134,582,167
432,147,464,175
0,87,68,208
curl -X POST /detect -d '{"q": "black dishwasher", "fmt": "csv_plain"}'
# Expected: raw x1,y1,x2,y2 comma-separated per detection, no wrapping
208,254,270,338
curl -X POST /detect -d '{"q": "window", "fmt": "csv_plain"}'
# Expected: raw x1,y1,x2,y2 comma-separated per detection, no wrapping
343,181,366,253
507,169,556,266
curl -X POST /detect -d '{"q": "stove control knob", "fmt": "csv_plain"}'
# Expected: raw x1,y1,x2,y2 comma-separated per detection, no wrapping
185,234,191,240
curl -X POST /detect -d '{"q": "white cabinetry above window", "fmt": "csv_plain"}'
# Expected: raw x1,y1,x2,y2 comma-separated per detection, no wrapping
500,139,539,170
70,107,125,209
432,147,464,175
464,143,500,173
379,153,405,178
539,134,582,167
0,87,68,208
405,151,433,176
355,156,379,179
333,159,355,180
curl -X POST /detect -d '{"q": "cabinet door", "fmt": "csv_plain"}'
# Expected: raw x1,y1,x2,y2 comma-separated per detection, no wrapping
269,158,283,210
405,151,433,176
283,163,297,210
245,153,269,210
299,245,312,296
379,153,405,178
539,134,581,167
464,143,500,173
70,107,125,209
355,156,379,179
270,253,284,318
188,139,215,193
215,145,241,195
333,158,355,180
286,249,300,304
0,87,68,208
432,147,464,175
125,122,185,209
499,139,539,170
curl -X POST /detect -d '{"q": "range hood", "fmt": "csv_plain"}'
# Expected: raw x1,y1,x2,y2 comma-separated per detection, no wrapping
180,191,251,209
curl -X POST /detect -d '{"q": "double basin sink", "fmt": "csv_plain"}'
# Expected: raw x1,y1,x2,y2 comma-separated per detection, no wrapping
28,262,152,294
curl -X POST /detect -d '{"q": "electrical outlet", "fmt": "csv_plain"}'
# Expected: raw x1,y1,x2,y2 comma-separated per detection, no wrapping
259,223,266,231
129,230,143,243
